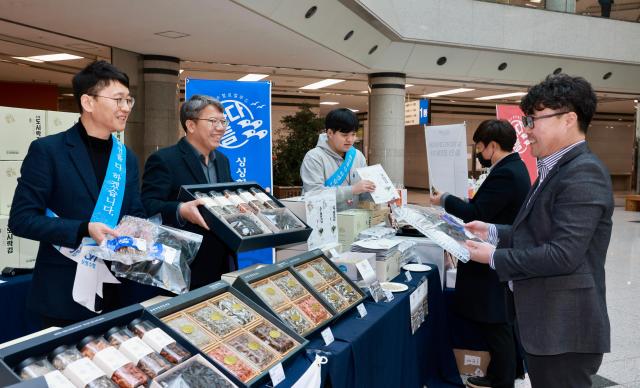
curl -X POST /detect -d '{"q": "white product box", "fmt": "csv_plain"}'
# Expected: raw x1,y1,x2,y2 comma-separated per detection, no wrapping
45,110,79,136
0,161,22,216
0,106,45,160
0,216,19,270
331,251,376,282
375,250,402,282
18,237,39,268
445,268,457,289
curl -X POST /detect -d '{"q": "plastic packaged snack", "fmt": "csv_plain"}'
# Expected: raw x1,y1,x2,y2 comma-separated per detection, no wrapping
223,213,272,237
188,304,240,337
252,280,288,309
296,295,331,324
128,320,191,364
318,286,348,312
296,264,325,287
49,345,118,388
271,273,306,300
214,295,257,326
277,306,313,335
206,344,257,383
151,355,237,388
258,208,305,232
16,356,75,388
310,259,340,281
227,333,276,369
78,335,147,388
249,321,296,354
162,315,216,349
111,222,203,294
106,326,172,379
333,279,361,304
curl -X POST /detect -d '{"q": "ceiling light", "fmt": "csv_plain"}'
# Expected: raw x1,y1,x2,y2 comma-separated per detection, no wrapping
423,88,475,98
530,0,542,3
475,92,527,101
154,31,190,39
61,93,74,97
360,90,369,94
13,53,83,62
300,79,345,90
238,74,268,82
320,101,339,105
349,109,359,112
405,84,414,88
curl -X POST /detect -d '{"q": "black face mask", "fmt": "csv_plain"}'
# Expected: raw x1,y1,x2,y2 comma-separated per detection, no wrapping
476,148,493,168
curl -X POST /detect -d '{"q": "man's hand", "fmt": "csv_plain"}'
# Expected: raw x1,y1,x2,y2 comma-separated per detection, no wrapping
430,191,444,206
464,220,489,240
465,240,494,265
179,199,210,230
352,179,376,195
88,222,119,245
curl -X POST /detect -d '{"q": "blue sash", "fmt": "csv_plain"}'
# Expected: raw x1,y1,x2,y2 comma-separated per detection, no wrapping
324,147,356,187
47,135,126,236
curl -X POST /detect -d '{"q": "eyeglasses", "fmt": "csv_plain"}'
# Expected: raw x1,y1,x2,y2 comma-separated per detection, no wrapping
521,111,570,129
90,95,135,108
194,118,228,129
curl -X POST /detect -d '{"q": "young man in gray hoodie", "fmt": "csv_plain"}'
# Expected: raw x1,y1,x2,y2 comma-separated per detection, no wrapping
300,108,375,210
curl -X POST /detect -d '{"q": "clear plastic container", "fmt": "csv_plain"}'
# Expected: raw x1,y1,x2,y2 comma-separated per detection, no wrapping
210,191,239,214
106,326,171,379
78,335,147,388
237,188,267,212
128,319,191,364
194,192,227,217
48,345,118,388
223,189,253,213
15,356,76,388
249,187,278,209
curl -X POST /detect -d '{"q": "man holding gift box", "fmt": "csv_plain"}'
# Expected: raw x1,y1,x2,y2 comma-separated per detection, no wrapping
141,95,234,289
9,61,147,327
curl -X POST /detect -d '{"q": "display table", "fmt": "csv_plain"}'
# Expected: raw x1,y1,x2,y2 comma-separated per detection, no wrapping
0,274,40,344
305,264,462,388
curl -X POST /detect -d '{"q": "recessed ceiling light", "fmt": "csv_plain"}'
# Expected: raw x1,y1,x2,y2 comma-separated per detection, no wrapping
320,101,339,105
360,90,369,93
300,79,344,90
423,88,475,98
475,92,527,101
154,31,190,39
405,84,414,88
13,53,83,62
349,109,359,112
237,74,268,82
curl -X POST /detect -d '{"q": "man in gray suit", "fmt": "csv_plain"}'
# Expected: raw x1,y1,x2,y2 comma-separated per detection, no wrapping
465,74,613,388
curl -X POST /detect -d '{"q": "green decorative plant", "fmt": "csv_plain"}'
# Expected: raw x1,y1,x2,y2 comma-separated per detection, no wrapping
273,105,324,186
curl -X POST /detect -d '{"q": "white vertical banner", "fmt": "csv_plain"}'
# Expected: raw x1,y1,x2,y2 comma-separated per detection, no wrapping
425,123,468,199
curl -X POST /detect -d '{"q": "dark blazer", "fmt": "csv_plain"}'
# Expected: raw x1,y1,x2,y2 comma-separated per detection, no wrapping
141,137,233,289
494,143,613,355
8,123,146,322
444,153,530,323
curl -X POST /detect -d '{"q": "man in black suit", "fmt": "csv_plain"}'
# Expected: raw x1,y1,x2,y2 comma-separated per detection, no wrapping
142,95,233,289
466,74,613,388
431,119,530,388
9,61,146,327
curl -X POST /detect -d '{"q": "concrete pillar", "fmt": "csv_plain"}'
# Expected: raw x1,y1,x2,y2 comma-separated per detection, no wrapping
143,55,180,160
368,72,406,185
111,48,145,172
635,101,640,193
545,0,576,13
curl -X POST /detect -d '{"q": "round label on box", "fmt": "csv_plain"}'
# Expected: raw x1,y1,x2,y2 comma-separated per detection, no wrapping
269,330,281,339
224,355,238,365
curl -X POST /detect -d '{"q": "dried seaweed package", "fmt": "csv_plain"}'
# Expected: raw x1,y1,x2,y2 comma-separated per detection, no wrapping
223,213,272,237
150,354,238,388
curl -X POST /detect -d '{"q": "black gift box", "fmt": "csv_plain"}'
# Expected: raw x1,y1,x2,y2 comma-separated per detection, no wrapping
178,182,312,252
232,262,336,337
147,280,308,387
279,249,367,319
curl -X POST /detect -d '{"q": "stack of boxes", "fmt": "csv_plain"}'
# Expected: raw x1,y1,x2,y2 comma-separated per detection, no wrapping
0,106,82,271
337,203,390,250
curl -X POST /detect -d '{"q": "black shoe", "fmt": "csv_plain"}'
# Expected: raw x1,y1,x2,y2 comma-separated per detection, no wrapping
466,375,492,388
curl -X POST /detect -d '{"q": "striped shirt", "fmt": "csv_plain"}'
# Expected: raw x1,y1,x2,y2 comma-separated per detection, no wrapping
488,140,586,270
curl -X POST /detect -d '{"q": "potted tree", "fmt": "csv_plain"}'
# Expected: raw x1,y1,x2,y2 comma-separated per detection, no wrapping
273,105,324,198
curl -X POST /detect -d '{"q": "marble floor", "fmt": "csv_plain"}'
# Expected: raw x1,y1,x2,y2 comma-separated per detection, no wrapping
407,190,640,387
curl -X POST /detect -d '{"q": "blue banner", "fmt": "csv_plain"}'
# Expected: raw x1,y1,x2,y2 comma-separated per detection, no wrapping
186,79,273,267
419,99,429,125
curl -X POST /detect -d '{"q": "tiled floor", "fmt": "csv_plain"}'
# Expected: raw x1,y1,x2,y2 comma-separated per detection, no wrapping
408,190,640,387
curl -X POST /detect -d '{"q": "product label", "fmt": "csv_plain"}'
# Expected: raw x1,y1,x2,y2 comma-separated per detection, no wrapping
356,303,368,318
384,290,395,302
44,370,74,388
464,355,481,366
93,346,130,378
256,192,272,203
202,197,219,208
120,337,154,364
226,194,243,206
106,236,147,253
64,357,105,387
238,192,256,203
150,243,179,265
405,271,413,282
214,196,234,207
269,362,285,387
321,327,335,346
143,327,175,352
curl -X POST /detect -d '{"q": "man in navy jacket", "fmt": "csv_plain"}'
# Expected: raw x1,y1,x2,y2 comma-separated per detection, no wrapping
9,61,146,327
142,95,233,289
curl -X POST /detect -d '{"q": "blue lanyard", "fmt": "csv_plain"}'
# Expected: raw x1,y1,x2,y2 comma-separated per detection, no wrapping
324,147,356,187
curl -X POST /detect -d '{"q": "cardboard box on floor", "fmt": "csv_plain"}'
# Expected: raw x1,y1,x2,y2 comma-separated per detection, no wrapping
453,349,491,377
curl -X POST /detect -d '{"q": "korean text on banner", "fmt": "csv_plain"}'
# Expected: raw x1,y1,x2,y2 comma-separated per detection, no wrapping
496,105,538,184
425,123,468,199
185,79,273,266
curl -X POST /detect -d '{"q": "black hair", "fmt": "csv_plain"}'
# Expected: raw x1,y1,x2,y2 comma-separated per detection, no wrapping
325,108,358,133
72,60,130,112
472,119,517,152
520,74,597,133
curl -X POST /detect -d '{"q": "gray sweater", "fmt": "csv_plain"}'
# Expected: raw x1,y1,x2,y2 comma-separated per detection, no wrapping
300,134,367,209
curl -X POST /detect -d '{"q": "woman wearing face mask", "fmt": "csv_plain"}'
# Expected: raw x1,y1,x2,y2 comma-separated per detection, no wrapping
431,119,531,388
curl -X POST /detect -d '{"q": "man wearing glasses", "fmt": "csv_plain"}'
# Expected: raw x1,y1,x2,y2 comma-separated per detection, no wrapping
9,61,147,326
464,74,613,387
142,95,233,288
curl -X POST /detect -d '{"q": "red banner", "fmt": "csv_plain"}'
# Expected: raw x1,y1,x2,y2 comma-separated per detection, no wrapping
496,105,538,183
